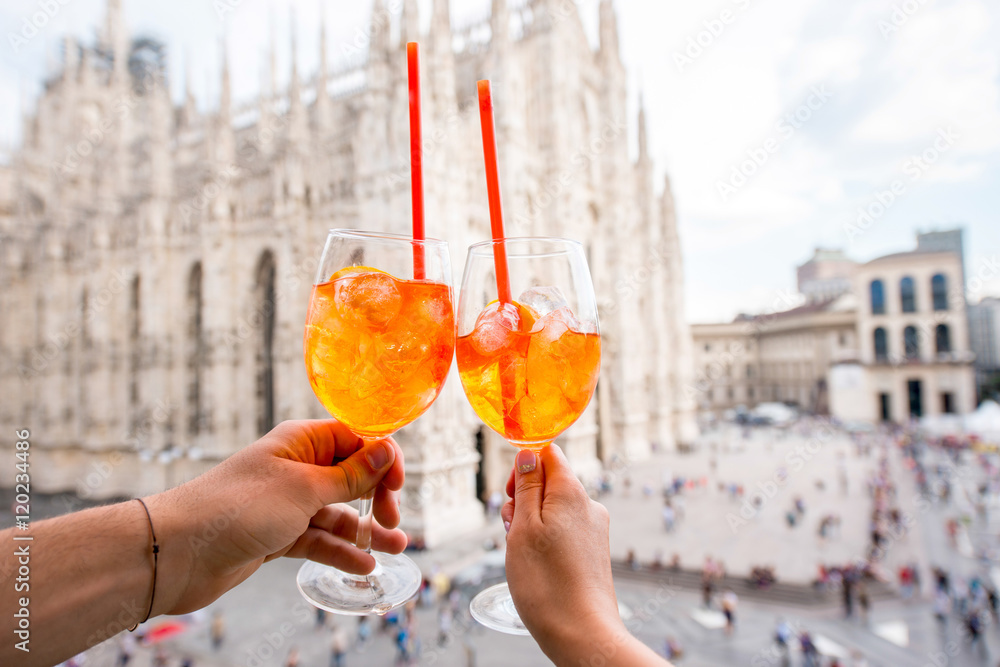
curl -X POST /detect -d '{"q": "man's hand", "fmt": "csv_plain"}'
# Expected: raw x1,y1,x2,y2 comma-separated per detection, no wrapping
149,419,407,616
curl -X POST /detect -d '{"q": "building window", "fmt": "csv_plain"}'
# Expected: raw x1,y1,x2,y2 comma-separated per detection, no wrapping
704,343,711,352
746,365,754,378
941,392,955,414
870,280,886,315
873,327,888,361
908,379,923,418
748,387,755,400
900,276,916,313
187,262,204,436
932,274,948,311
904,325,920,360
255,250,277,437
935,324,951,355
879,393,891,421
838,333,847,346
727,388,734,400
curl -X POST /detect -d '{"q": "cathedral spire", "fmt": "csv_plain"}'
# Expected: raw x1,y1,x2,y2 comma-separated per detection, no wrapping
216,35,235,164
431,0,451,51
287,10,307,148
63,35,78,82
370,0,392,59
181,54,197,127
314,9,330,133
637,91,650,165
492,0,509,49
599,0,621,61
219,35,231,124
104,0,128,86
402,0,420,46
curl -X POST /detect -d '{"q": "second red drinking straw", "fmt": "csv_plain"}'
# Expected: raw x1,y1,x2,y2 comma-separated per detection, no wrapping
477,80,513,305
407,42,426,280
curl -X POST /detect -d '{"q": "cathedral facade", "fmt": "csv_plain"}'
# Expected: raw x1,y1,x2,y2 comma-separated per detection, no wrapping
0,0,697,546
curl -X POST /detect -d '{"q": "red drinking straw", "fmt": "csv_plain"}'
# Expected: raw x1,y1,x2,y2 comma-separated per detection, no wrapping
477,80,513,305
407,42,426,280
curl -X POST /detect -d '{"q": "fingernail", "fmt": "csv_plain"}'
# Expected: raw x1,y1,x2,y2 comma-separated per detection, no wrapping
366,442,389,469
504,520,511,534
516,449,536,474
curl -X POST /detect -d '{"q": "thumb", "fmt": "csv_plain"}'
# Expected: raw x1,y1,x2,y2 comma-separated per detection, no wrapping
316,439,395,504
512,448,544,526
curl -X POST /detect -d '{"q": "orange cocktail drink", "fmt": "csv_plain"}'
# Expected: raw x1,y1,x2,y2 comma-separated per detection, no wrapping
456,300,600,448
305,267,455,437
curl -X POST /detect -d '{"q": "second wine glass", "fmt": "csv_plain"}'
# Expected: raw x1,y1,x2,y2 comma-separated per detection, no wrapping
456,237,601,634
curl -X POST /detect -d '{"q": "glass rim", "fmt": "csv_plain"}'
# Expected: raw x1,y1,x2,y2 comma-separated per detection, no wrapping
467,236,584,258
326,228,449,247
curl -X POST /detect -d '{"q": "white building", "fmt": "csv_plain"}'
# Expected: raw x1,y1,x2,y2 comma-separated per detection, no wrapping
0,0,697,545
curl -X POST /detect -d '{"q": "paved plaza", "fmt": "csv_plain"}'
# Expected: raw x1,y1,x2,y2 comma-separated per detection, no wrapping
14,422,1000,666
600,422,926,583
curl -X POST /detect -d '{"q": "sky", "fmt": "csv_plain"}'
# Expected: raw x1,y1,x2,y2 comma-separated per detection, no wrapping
1,0,998,322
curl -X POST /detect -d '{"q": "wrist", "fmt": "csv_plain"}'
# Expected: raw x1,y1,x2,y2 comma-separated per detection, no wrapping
143,489,196,617
539,612,631,667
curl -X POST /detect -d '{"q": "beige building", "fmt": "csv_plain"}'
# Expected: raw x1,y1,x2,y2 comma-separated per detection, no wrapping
830,247,976,422
692,232,976,424
691,297,857,415
0,0,698,545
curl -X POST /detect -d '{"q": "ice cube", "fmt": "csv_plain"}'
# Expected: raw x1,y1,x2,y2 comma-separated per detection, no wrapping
470,302,523,356
517,286,569,319
334,270,402,329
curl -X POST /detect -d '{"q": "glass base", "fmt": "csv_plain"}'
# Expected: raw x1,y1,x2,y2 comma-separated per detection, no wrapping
296,552,421,616
469,582,531,635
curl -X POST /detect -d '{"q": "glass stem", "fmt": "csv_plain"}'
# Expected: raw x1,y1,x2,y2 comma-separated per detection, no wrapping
355,436,382,554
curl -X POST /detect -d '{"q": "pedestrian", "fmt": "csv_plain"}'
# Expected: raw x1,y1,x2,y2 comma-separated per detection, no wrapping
180,657,194,667
965,610,986,659
463,639,477,667
438,606,453,647
152,646,168,667
661,500,675,532
395,626,410,666
721,590,738,636
773,618,793,667
800,631,819,667
316,606,327,629
858,580,870,623
842,573,855,618
933,587,950,625
210,611,225,651
116,634,136,667
357,615,371,648
284,646,300,667
701,557,716,608
330,625,349,667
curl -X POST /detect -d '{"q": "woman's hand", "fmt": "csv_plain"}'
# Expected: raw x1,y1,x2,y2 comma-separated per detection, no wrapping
501,444,672,667
148,419,408,616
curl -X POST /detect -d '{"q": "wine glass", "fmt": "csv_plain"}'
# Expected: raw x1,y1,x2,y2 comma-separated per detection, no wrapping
456,237,601,634
298,229,455,614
